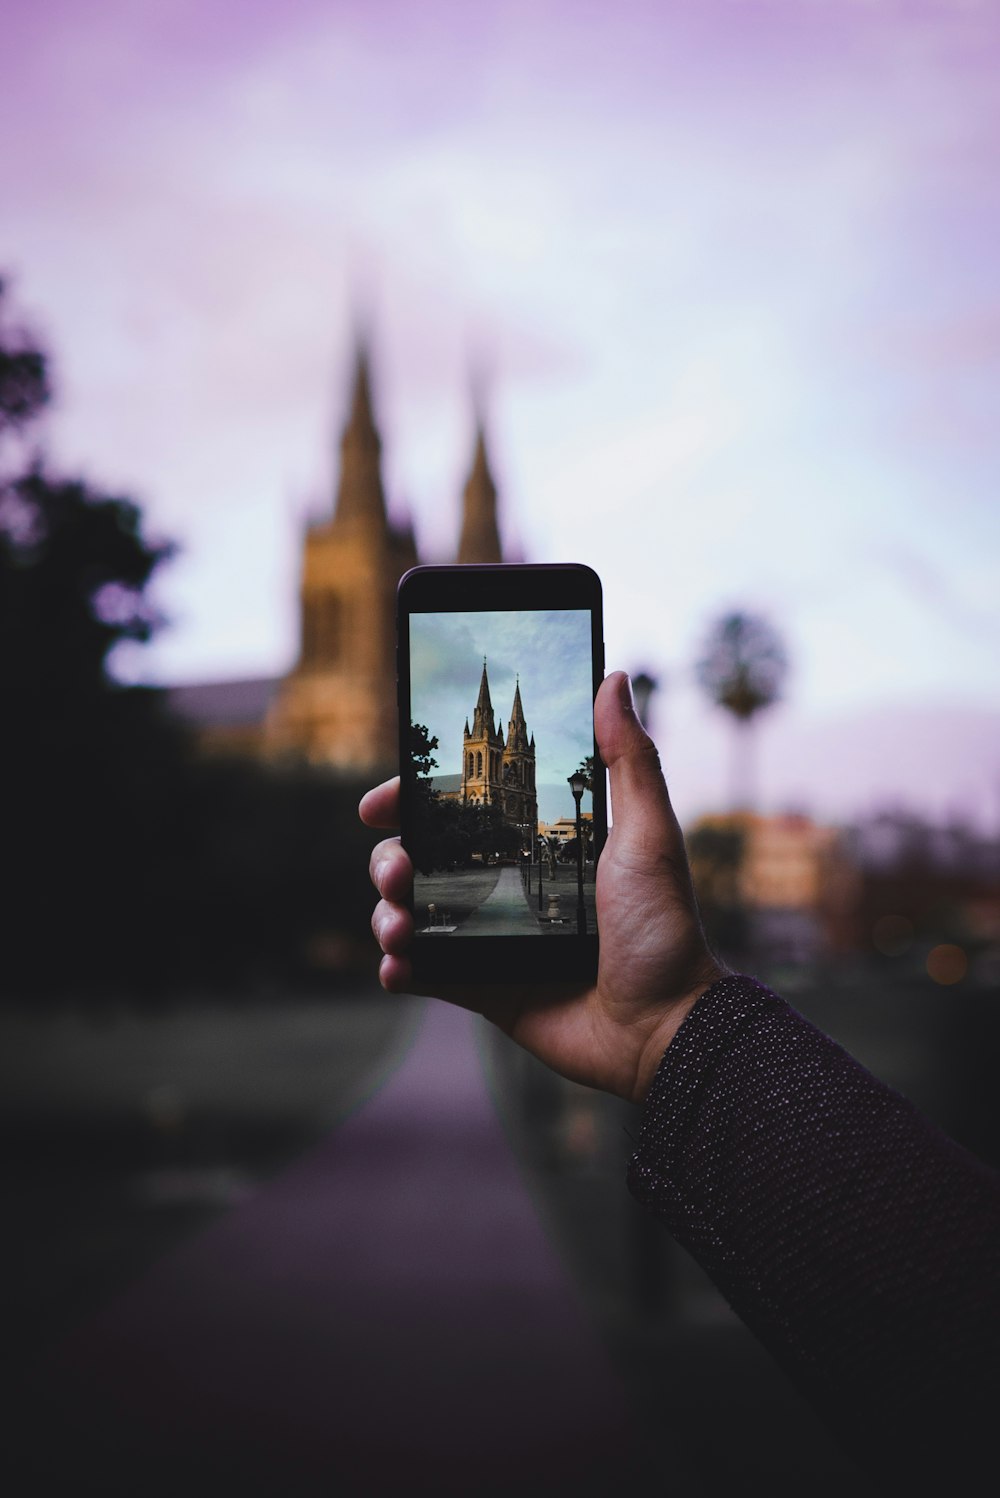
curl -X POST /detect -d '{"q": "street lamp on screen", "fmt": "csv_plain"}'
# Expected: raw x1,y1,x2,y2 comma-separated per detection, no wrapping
567,770,587,936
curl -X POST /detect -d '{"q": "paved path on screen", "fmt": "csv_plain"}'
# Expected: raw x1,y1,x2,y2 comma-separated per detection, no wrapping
41,999,646,1497
458,864,544,936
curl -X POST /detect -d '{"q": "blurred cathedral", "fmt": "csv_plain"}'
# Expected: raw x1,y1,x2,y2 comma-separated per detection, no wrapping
167,348,507,773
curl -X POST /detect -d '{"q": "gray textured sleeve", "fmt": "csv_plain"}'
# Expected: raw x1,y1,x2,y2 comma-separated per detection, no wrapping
627,972,1000,1487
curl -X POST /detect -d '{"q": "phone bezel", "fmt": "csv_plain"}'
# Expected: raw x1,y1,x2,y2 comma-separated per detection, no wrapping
396,563,606,984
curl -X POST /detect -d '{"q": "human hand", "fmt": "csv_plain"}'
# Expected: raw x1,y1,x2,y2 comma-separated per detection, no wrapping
360,670,725,1104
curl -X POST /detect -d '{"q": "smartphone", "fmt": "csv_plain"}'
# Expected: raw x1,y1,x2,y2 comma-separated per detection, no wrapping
396,563,606,985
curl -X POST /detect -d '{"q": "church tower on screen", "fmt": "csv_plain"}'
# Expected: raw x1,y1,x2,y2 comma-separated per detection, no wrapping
460,661,537,842
501,677,537,832
266,348,506,771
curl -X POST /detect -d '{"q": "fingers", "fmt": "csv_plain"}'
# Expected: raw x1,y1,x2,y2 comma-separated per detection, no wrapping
369,835,413,905
378,953,415,993
359,777,401,829
595,671,684,858
371,896,413,957
362,783,417,994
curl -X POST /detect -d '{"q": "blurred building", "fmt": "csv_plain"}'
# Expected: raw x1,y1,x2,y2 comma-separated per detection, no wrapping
687,808,1000,969
846,811,1000,958
688,811,860,962
167,347,505,772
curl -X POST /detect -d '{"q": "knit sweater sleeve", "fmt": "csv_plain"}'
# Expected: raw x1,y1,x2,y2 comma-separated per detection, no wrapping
626,972,1000,1487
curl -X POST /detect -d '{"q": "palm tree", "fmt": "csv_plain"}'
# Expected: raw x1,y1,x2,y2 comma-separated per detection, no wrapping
696,611,788,812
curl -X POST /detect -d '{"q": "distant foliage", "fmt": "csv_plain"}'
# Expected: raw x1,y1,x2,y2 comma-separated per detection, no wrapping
0,277,51,438
696,611,788,722
0,276,382,1000
847,809,999,956
1,281,188,995
1,469,175,692
406,723,522,874
409,793,523,876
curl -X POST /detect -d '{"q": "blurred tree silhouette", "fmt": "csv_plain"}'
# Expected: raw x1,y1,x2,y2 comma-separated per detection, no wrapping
0,277,377,1000
1,281,189,993
0,280,50,440
848,810,999,958
2,469,175,697
696,611,788,811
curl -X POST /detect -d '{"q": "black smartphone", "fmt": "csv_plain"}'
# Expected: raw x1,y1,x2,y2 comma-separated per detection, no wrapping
396,563,606,985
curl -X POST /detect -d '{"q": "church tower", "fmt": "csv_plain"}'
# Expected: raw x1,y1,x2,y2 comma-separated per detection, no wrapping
266,345,419,771
501,678,537,833
457,422,502,564
460,663,537,846
461,660,505,805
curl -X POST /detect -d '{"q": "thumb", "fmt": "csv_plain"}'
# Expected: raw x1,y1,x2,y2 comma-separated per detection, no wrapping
595,671,684,858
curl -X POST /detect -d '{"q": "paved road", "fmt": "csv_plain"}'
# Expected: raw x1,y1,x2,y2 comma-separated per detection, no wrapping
455,865,595,938
33,1000,648,1497
458,864,543,936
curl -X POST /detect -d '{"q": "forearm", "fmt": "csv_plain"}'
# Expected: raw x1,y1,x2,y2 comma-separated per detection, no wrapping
627,973,1000,1485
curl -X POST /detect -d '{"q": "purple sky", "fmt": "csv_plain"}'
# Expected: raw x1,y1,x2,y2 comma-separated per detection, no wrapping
3,0,999,828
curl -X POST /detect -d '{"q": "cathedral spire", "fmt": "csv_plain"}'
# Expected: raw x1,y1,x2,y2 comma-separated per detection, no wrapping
457,419,502,564
470,657,495,738
507,676,530,752
332,341,388,530
348,343,376,433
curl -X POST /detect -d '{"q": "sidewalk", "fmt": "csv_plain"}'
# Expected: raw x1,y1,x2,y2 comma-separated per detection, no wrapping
33,1000,649,1497
455,865,596,938
459,864,543,936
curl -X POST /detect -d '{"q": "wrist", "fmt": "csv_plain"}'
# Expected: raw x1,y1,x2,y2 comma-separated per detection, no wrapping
631,960,729,1105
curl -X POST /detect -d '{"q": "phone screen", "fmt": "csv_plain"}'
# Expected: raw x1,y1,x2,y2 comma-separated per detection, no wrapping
397,566,604,982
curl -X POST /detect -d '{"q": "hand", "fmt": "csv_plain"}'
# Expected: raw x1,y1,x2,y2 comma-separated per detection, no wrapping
359,670,725,1105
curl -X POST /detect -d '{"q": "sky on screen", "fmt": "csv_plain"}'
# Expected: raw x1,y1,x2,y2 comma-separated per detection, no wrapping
410,608,593,821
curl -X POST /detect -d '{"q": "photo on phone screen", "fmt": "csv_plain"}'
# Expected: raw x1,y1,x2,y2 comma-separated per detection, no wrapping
401,599,604,968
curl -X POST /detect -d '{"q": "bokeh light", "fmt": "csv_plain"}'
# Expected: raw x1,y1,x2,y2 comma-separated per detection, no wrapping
926,943,968,986
872,914,914,958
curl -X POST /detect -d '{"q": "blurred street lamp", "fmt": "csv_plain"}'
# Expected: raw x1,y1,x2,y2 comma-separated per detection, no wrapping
631,670,658,732
567,770,587,936
537,834,546,911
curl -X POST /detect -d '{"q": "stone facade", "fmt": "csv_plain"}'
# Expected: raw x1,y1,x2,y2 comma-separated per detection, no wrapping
264,350,419,770
460,661,537,843
169,346,506,773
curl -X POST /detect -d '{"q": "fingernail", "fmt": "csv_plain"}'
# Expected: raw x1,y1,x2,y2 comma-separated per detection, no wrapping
619,672,636,712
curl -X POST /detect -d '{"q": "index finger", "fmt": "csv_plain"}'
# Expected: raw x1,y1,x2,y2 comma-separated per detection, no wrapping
359,776,401,830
